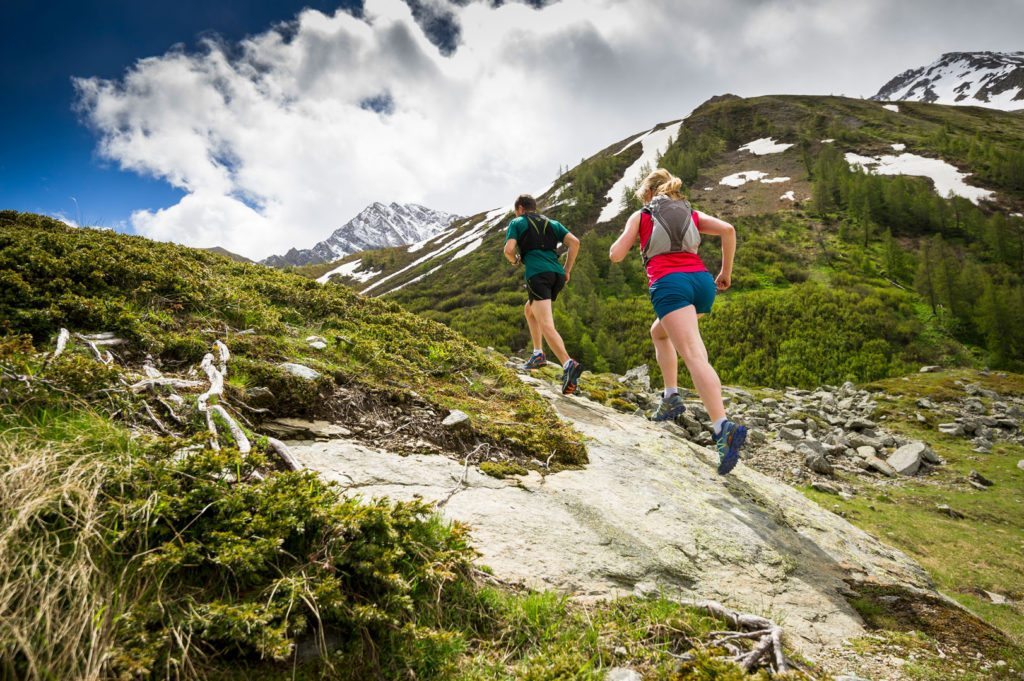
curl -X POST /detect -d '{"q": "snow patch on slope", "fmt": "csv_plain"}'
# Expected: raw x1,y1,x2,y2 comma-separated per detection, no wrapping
844,152,995,205
616,130,651,155
719,171,790,187
317,259,382,285
720,171,767,187
598,121,683,223
362,215,496,295
738,138,793,155
408,228,456,253
882,104,900,113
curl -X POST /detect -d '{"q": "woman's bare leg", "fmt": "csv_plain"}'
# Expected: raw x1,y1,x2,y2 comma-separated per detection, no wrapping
658,305,726,422
650,318,678,392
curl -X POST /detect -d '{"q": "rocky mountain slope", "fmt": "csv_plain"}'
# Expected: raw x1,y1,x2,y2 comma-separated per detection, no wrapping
873,51,1024,111
294,375,934,654
290,357,1024,678
261,201,460,267
305,94,1024,386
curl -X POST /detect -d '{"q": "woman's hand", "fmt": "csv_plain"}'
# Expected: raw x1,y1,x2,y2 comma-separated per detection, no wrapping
715,270,731,291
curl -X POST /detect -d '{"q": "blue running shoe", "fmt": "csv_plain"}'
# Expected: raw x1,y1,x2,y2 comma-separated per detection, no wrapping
713,420,747,475
561,359,583,395
521,351,546,371
651,393,686,422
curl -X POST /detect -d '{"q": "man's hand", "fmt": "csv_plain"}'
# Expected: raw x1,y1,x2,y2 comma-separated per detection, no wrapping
564,269,571,283
715,270,731,291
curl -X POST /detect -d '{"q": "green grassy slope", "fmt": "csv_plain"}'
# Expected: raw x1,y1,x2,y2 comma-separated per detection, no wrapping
0,211,584,466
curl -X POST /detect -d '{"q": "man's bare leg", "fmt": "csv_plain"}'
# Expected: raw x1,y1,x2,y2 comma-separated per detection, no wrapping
528,299,570,366
524,301,544,353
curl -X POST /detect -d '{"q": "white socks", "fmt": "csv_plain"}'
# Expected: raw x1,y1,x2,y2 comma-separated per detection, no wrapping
532,349,543,355
663,387,678,399
713,417,727,436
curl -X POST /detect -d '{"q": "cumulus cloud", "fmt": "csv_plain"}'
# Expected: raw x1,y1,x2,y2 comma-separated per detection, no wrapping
74,0,1024,259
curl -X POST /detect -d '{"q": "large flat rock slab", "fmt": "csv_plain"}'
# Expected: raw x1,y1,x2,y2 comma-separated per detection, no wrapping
291,378,933,654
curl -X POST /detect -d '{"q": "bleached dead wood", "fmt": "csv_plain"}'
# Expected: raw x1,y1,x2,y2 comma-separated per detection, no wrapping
266,437,301,471
671,599,796,676
195,349,251,454
209,405,250,453
130,378,205,393
142,402,173,437
52,329,70,360
156,397,183,424
143,356,162,379
74,334,114,364
204,410,220,451
213,340,230,377
197,353,223,410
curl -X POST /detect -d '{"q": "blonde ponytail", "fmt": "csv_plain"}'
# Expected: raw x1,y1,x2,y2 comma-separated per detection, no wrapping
635,168,684,203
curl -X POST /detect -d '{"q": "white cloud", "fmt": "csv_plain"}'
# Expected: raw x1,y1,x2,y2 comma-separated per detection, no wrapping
74,0,1024,259
52,212,79,228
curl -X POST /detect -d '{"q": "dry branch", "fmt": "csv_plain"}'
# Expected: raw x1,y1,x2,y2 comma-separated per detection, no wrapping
209,405,250,454
142,402,173,437
51,328,70,360
266,438,301,471
670,599,792,675
130,378,205,393
156,397,183,424
74,334,113,364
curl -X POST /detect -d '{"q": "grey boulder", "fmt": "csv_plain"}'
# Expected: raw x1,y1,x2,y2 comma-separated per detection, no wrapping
280,362,321,380
887,442,932,476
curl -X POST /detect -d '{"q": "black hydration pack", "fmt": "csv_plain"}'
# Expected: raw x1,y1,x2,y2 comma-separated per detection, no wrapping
516,213,561,255
640,196,701,267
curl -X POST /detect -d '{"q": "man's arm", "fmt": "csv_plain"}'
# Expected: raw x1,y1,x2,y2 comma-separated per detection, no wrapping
563,233,580,282
503,238,520,265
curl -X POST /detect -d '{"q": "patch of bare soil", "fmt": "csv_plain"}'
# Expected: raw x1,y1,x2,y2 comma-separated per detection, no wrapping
258,384,537,472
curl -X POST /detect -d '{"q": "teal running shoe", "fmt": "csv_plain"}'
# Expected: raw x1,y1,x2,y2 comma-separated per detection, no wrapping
561,360,583,395
521,351,547,371
651,393,686,422
713,420,747,475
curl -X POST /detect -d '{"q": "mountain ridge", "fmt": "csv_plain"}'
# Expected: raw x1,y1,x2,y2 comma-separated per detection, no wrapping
261,201,460,267
873,51,1024,110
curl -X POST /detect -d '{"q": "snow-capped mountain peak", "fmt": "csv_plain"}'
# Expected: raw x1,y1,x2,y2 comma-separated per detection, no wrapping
872,52,1024,111
262,202,460,267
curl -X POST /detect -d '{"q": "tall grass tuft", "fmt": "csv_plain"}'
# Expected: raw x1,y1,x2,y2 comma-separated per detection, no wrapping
0,431,119,680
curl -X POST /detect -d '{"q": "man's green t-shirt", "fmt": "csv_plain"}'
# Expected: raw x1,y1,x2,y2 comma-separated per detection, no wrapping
505,215,571,281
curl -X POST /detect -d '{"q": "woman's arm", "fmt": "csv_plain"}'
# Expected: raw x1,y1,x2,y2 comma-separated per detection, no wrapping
695,211,736,291
609,211,641,262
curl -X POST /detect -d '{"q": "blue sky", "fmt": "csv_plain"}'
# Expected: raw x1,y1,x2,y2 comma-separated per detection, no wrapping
0,1,353,229
2,0,1022,258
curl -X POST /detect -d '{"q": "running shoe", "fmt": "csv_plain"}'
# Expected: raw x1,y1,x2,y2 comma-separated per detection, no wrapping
651,393,686,422
520,351,547,371
561,359,583,395
713,420,747,475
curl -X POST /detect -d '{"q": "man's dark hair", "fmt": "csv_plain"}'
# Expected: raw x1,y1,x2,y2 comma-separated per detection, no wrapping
514,194,537,212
